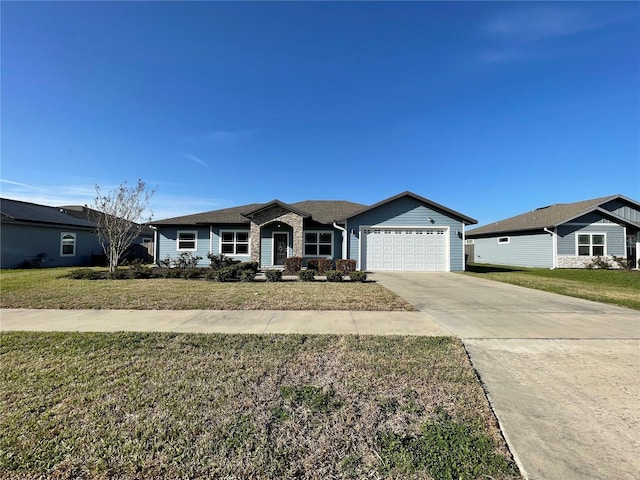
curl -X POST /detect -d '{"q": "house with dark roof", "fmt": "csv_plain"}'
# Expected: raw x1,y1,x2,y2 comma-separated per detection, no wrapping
466,194,640,269
0,198,103,268
151,191,478,272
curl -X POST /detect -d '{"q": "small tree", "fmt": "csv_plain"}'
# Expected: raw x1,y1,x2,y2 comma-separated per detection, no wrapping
91,180,155,273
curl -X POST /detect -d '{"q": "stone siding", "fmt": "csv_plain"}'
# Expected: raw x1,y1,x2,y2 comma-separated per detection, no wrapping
557,255,614,269
249,207,304,265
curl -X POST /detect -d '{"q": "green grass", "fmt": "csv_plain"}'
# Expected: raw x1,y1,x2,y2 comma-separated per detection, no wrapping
464,264,640,310
0,267,414,311
0,332,521,479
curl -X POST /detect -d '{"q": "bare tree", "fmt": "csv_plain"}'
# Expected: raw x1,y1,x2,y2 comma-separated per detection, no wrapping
91,180,155,273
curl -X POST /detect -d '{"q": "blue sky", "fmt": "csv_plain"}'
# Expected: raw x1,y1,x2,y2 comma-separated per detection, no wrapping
1,1,638,225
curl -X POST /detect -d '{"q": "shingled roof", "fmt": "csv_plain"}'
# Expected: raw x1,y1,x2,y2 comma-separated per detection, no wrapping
0,198,95,228
152,200,367,226
467,195,636,237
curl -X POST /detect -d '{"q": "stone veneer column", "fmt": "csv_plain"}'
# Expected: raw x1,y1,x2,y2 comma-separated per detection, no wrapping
248,206,304,265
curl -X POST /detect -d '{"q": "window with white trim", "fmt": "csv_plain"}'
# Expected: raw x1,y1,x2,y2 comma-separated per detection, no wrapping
577,233,605,256
60,232,76,256
304,231,333,256
498,237,510,244
220,231,249,255
177,230,197,251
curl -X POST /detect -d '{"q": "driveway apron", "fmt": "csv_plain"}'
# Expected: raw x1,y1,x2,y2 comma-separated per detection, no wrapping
372,272,640,480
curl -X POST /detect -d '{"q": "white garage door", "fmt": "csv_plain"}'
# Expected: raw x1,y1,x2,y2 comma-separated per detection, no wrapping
362,227,448,271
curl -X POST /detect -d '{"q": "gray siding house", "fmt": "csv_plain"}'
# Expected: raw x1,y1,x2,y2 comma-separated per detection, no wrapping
0,198,103,269
151,191,477,272
466,195,640,269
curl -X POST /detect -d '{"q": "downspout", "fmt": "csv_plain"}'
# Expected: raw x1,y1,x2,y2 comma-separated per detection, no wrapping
333,222,348,260
150,226,158,266
543,227,557,269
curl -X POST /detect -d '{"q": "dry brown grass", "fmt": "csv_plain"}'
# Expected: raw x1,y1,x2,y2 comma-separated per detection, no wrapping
1,332,520,479
0,268,415,311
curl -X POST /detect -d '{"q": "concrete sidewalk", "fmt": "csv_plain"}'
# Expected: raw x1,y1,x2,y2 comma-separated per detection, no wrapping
0,308,452,336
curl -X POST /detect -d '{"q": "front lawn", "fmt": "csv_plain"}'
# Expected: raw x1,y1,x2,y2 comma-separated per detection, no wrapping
0,268,414,311
464,264,640,310
0,332,521,479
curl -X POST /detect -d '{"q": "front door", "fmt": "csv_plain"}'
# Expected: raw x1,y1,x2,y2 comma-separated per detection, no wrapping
274,233,288,266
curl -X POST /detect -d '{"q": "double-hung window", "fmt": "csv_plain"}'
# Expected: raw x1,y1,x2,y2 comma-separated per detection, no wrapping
221,231,249,255
177,230,197,251
60,232,76,256
577,233,605,256
304,231,333,256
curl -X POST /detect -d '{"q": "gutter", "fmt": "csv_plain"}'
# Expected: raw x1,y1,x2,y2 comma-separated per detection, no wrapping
543,227,557,269
150,225,158,265
333,222,348,260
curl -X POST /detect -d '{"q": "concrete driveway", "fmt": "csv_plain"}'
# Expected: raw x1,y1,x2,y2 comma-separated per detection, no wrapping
373,272,640,480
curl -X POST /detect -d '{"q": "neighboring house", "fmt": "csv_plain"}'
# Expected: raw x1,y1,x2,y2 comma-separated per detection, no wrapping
151,191,478,272
61,205,155,260
0,198,102,269
466,194,640,269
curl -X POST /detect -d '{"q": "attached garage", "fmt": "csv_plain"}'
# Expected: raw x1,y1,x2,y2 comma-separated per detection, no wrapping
341,192,477,272
361,227,449,271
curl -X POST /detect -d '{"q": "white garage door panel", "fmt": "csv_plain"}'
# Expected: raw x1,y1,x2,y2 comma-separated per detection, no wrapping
363,228,448,271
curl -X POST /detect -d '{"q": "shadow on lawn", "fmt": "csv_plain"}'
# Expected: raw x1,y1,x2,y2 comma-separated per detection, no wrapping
466,264,528,274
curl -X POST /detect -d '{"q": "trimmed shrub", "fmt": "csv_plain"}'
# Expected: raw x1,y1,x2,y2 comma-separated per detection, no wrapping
107,269,128,280
181,268,204,279
317,258,333,274
336,259,356,274
173,252,202,269
156,268,182,279
349,271,367,282
324,270,343,282
238,261,259,273
207,253,235,270
265,269,283,282
306,259,319,271
586,256,612,269
284,257,302,275
612,255,634,271
128,259,152,279
68,268,102,280
298,269,316,282
238,269,256,282
206,266,238,282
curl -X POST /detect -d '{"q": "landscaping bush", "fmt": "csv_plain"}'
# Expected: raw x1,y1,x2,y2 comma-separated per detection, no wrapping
238,269,256,282
128,259,152,279
324,270,343,282
206,266,238,282
586,256,612,269
156,268,182,279
265,269,283,282
181,268,205,279
237,261,259,273
306,259,319,271
173,252,202,269
612,255,635,271
68,268,102,280
107,269,128,280
284,257,302,275
157,255,172,268
336,259,356,274
317,258,333,274
349,271,367,282
207,253,235,270
298,269,316,282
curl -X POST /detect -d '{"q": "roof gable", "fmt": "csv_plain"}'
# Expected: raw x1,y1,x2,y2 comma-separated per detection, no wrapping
467,194,640,237
242,200,311,219
339,191,478,225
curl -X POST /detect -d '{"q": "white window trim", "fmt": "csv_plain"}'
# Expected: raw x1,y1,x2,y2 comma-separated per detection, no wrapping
497,237,510,244
219,229,250,256
303,230,334,257
576,232,607,256
60,232,76,257
272,231,290,266
177,230,198,251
